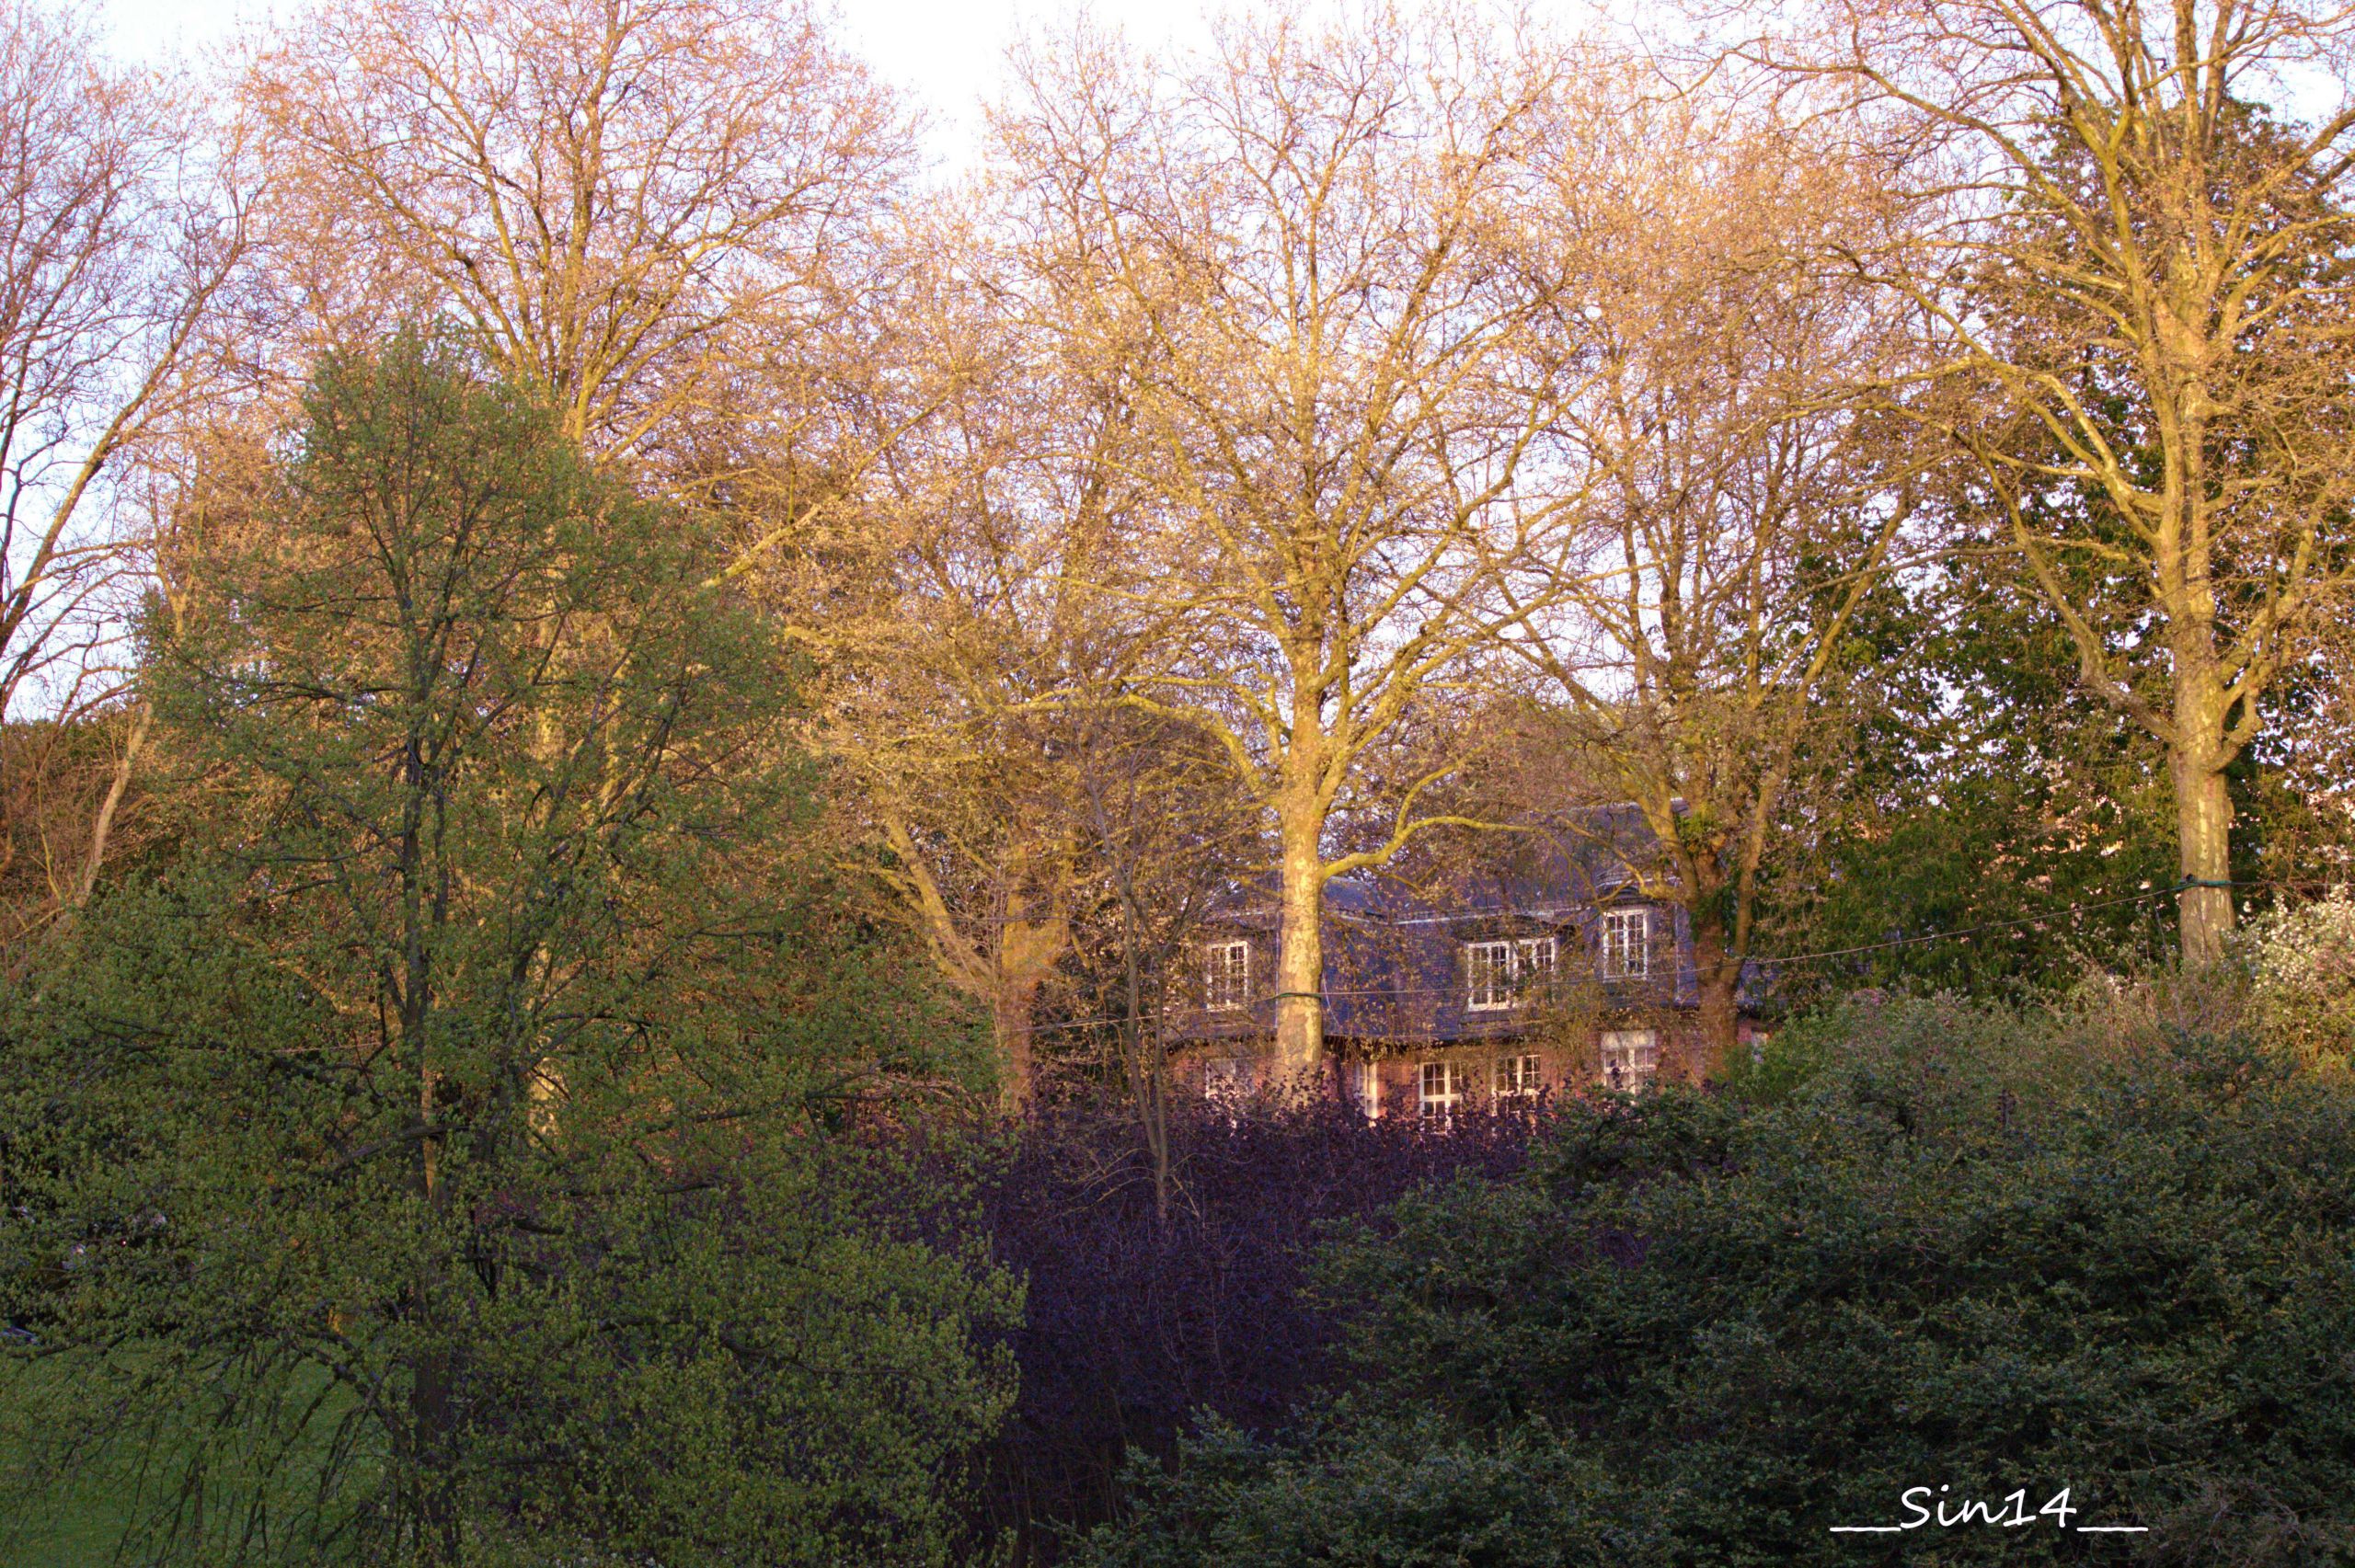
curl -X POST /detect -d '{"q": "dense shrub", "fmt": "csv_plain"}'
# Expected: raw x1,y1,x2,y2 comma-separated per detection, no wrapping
2241,891,2355,1074
1079,1001,2355,1567
975,1093,1545,1561
1087,1412,1659,1568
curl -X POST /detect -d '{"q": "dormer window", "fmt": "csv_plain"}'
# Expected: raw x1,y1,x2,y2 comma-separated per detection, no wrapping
1465,936,1556,1012
1600,908,1650,979
1205,938,1251,1012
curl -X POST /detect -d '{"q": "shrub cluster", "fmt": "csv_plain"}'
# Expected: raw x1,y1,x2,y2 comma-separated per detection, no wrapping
1076,1001,2355,1567
2241,891,2355,1075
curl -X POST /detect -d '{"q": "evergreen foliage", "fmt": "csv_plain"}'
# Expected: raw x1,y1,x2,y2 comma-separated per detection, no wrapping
1079,1000,2355,1566
0,336,1017,1566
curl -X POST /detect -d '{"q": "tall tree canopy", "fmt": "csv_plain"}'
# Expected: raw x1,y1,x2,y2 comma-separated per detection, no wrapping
1,336,1014,1566
994,14,1585,1078
1750,0,2355,961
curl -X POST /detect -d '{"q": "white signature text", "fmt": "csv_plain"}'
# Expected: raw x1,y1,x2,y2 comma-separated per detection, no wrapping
1831,1485,2146,1536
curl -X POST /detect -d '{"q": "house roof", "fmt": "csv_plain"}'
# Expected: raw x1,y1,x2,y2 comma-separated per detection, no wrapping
1173,805,1752,1049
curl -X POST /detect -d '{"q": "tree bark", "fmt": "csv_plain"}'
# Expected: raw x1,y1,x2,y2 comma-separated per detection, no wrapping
408,1343,460,1563
70,702,149,909
2171,747,2234,967
993,883,1070,1110
1688,908,1743,1078
994,971,1043,1114
2163,618,2238,966
409,1058,461,1564
1110,864,1170,1226
878,816,1069,1113
1272,812,1326,1082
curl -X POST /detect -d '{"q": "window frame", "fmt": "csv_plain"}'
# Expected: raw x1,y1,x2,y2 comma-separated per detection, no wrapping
1418,1059,1465,1117
1519,935,1557,991
1600,908,1651,979
1464,939,1515,1011
1203,1055,1251,1099
1600,1028,1660,1090
1495,1051,1542,1101
1205,938,1251,1013
1464,935,1557,1012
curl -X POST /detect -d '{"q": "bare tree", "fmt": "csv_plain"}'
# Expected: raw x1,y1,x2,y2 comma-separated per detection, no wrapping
1063,703,1258,1221
0,1,250,931
1492,89,1924,1068
1748,0,2355,962
834,220,1133,1109
994,14,1586,1081
244,0,910,468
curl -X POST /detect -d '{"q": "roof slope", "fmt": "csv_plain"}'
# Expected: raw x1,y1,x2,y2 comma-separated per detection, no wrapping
1175,807,1720,1047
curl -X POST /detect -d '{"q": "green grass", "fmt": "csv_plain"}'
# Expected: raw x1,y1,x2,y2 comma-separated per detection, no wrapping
3,1354,143,1565
1,1347,373,1566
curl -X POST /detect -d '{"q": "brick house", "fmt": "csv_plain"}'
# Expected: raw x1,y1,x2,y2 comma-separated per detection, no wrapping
1167,809,1767,1113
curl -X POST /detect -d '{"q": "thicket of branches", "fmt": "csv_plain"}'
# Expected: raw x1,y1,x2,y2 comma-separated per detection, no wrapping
9,0,2350,1078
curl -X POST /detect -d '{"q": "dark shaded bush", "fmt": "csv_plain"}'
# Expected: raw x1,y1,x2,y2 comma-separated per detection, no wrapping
1082,1412,1660,1568
1078,1003,2355,1567
975,1093,1546,1561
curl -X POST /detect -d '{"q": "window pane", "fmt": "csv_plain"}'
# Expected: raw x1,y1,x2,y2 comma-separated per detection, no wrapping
1466,941,1514,1010
1601,1028,1660,1088
1207,940,1249,1011
1602,910,1649,979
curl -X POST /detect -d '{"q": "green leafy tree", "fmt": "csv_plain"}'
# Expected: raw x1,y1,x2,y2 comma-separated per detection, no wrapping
1756,478,2347,1003
1754,540,2184,1001
0,335,1016,1566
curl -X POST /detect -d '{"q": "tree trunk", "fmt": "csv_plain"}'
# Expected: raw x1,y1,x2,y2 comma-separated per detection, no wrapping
1687,906,1743,1078
2171,746,2234,967
408,1345,461,1563
994,972,1043,1113
1272,814,1326,1083
409,1063,462,1564
1114,885,1170,1226
71,702,150,908
990,872,1070,1112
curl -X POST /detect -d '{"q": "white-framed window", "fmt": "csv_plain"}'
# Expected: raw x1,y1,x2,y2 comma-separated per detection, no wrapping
1495,1052,1542,1101
1600,908,1651,979
1522,936,1558,989
1204,1056,1250,1099
1469,932,1507,1007
1205,939,1250,1012
1350,1057,1383,1120
1601,1028,1660,1090
1465,936,1557,1011
1419,1060,1465,1117
1465,940,1513,1011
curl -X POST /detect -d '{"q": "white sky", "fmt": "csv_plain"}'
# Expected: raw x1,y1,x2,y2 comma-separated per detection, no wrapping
89,0,1254,169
